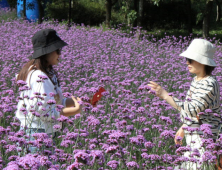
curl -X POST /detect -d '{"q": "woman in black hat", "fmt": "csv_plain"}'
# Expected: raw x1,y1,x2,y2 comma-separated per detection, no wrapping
15,29,82,153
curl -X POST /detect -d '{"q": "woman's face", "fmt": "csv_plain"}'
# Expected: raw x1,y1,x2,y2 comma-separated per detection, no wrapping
186,59,205,75
46,49,61,66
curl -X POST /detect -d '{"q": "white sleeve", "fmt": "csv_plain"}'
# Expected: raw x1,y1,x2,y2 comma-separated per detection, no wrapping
29,71,60,122
62,98,67,107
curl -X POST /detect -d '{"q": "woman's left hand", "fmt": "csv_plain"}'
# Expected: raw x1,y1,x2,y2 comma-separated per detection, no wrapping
147,81,169,100
174,126,185,145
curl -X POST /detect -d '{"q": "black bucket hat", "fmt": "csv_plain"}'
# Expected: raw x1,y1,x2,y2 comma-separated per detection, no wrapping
31,29,68,59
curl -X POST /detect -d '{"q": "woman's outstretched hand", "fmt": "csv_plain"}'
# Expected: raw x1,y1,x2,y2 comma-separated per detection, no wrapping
147,81,169,100
71,96,82,110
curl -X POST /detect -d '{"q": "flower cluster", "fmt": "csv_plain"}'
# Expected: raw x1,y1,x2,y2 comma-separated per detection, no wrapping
0,10,222,169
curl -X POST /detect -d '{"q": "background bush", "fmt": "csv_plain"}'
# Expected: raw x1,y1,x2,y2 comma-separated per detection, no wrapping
45,0,106,26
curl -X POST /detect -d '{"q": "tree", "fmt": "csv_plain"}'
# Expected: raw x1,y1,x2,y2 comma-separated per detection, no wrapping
137,0,144,27
105,0,118,27
202,0,213,38
68,0,72,27
23,0,27,19
37,0,44,24
186,0,192,34
215,0,221,22
133,0,138,27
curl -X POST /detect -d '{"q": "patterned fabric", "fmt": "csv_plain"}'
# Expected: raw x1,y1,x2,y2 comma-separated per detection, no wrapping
46,68,66,106
172,75,221,138
46,68,58,85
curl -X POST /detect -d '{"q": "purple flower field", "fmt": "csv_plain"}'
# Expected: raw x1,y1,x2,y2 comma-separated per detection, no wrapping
1,9,222,170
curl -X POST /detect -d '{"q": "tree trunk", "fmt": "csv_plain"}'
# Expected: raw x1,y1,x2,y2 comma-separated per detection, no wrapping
105,0,112,27
137,0,144,27
133,0,138,27
186,0,192,34
202,0,213,38
37,0,44,24
68,0,71,27
215,0,221,22
23,0,27,20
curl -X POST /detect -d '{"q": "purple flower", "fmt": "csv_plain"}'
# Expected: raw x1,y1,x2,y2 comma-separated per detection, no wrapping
74,151,90,165
39,155,52,167
200,124,213,137
129,135,146,146
49,92,56,97
88,118,100,126
53,125,62,130
61,140,74,148
19,86,30,91
38,75,48,80
126,161,139,169
159,116,173,125
37,102,43,106
16,80,27,86
205,109,213,113
141,152,149,159
105,145,119,154
32,133,49,140
107,160,119,169
160,130,175,139
33,92,41,96
19,107,27,112
57,115,69,122
173,156,189,165
144,141,156,149
56,105,64,112
66,162,81,170
201,151,216,163
17,154,41,169
3,161,19,170
176,146,191,155
108,131,128,140
47,99,56,105
90,150,105,164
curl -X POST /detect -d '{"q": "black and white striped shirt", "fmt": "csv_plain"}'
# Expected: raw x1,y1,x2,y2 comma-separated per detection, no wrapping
173,75,221,138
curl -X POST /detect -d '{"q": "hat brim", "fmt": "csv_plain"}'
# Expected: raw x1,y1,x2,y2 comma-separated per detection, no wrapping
179,50,217,67
32,40,68,59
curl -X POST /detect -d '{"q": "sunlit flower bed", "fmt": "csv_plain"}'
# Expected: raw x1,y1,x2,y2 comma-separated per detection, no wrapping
0,8,222,170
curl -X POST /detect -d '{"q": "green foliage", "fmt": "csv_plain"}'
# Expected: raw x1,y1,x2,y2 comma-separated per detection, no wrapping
45,0,106,26
120,1,137,26
127,10,137,25
143,0,194,30
152,0,161,6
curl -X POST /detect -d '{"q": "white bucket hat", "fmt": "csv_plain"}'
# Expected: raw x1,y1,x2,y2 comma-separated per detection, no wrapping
179,38,217,67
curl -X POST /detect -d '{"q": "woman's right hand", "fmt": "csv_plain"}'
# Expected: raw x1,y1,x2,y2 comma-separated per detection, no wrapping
147,81,169,100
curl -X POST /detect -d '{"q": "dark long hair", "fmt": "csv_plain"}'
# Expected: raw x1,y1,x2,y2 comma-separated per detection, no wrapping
205,65,215,76
16,55,60,87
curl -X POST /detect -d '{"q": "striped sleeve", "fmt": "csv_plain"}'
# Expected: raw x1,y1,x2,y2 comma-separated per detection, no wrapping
172,82,214,120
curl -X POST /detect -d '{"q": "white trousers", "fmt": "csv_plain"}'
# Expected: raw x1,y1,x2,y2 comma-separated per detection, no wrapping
175,133,206,170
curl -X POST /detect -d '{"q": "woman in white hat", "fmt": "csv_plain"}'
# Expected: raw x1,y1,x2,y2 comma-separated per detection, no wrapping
148,38,221,169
